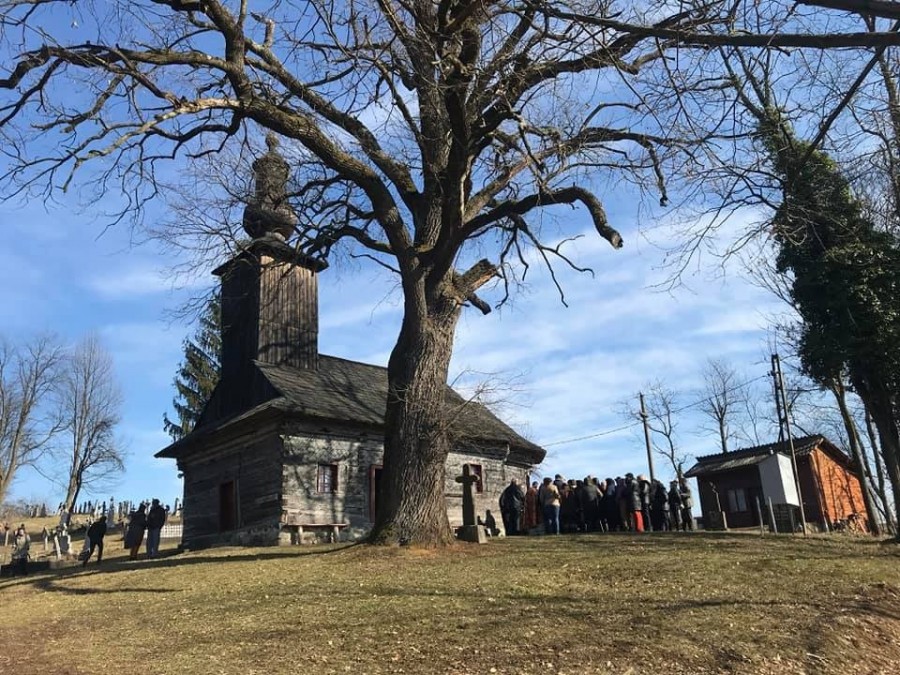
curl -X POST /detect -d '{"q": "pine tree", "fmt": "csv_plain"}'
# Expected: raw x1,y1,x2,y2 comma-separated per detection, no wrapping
163,293,221,441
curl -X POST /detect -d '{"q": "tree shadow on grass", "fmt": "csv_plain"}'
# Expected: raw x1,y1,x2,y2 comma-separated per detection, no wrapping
0,542,363,592
33,577,179,595
551,532,900,561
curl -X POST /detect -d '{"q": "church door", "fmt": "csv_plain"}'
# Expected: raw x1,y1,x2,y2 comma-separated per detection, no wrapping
219,480,238,532
369,466,383,522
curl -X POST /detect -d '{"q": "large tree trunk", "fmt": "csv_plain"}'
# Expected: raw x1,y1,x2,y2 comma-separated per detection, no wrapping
369,288,462,546
64,474,82,527
864,411,897,533
855,377,900,534
829,379,882,534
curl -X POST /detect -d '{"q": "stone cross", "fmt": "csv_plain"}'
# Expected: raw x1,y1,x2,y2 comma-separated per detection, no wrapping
455,464,480,527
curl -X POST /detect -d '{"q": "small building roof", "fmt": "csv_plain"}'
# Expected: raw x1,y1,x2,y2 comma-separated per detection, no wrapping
157,355,545,465
684,435,849,478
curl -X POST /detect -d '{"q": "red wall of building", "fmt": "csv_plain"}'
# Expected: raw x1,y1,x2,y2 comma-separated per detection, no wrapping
809,448,867,531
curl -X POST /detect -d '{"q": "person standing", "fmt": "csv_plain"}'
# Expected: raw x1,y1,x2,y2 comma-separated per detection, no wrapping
668,481,682,531
650,480,669,532
523,481,541,533
499,479,525,536
638,475,652,532
624,473,641,532
146,498,167,558
83,516,108,567
679,480,694,531
11,524,30,576
126,503,147,560
578,477,600,532
540,477,561,535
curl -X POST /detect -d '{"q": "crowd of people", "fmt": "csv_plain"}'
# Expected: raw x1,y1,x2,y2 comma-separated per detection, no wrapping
499,473,695,536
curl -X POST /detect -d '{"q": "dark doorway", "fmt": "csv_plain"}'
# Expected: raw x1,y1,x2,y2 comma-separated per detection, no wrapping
747,488,763,526
369,465,383,522
219,480,238,532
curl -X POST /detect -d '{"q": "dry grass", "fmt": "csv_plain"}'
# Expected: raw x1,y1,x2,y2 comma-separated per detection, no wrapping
1,532,899,674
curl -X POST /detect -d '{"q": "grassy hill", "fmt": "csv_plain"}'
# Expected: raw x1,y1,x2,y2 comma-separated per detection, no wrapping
1,532,898,674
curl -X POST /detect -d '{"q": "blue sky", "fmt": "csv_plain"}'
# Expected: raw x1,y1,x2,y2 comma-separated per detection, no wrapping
1,187,790,508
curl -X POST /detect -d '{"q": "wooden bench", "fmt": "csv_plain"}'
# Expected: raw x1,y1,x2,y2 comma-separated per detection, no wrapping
282,522,349,544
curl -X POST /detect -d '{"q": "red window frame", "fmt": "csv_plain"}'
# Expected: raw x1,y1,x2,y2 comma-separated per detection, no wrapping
317,463,338,493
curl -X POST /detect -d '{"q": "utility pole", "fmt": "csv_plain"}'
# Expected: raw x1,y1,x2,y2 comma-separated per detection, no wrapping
771,354,785,444
771,354,808,536
639,392,656,483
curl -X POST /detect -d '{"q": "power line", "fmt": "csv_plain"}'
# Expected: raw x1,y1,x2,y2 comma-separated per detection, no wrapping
542,422,640,447
539,373,770,449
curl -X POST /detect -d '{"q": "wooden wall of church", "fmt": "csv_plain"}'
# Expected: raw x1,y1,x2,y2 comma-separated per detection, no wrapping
281,422,526,541
180,433,284,549
258,256,318,370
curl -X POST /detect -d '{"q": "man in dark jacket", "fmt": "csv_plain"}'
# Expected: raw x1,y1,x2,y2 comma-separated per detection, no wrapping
83,515,108,567
624,473,641,531
668,481,682,531
577,478,600,532
499,479,525,536
637,475,652,532
679,481,695,531
145,499,167,558
650,480,669,532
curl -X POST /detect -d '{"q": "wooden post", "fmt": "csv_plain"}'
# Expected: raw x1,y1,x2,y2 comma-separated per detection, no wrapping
767,497,778,534
755,497,765,536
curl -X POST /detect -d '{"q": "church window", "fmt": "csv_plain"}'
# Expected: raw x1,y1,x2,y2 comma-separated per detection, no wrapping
317,463,338,493
470,464,484,494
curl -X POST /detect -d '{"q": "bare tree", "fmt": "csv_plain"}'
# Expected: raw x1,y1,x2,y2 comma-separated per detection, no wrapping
0,334,62,505
56,335,124,524
698,359,746,454
640,381,691,481
3,1,900,545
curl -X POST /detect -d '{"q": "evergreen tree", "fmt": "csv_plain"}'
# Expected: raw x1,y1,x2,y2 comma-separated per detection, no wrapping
163,294,221,441
760,116,900,531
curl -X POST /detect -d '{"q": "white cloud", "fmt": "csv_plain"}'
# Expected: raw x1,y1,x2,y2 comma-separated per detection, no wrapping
85,264,210,299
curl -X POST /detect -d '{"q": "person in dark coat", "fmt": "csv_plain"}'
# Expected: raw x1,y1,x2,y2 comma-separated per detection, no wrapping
559,484,579,533
83,515,108,567
524,481,541,532
146,498,167,558
679,480,695,531
601,478,617,531
650,480,669,532
624,473,641,531
125,503,147,560
637,475,652,532
615,477,628,531
499,479,525,536
578,477,600,532
668,481,682,531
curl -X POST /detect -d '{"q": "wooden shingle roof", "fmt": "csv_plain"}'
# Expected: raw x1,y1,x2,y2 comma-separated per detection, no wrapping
157,355,545,464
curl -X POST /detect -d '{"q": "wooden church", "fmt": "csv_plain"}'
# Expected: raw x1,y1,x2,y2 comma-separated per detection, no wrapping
156,137,545,548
